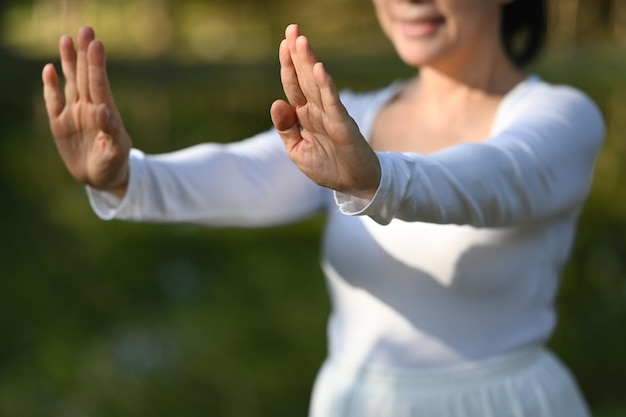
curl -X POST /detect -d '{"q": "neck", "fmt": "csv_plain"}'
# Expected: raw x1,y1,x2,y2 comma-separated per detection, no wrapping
395,48,525,133
409,40,525,109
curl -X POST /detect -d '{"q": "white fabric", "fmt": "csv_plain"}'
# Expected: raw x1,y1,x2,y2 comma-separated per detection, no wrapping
87,76,604,413
88,135,324,227
320,76,604,368
334,77,603,227
309,345,591,417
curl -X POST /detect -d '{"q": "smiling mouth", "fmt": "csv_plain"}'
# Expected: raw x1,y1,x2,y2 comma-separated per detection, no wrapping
398,16,446,37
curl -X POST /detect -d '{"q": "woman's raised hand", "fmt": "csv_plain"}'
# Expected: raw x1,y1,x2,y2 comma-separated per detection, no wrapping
42,26,131,198
270,25,381,199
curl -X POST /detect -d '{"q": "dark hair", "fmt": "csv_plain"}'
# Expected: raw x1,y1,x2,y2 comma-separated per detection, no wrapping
501,0,548,67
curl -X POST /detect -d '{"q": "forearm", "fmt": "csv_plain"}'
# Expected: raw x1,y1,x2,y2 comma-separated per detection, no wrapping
87,131,325,227
336,129,603,227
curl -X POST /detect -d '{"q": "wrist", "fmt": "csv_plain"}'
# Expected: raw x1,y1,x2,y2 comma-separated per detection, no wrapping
107,180,128,199
346,155,381,200
103,164,129,199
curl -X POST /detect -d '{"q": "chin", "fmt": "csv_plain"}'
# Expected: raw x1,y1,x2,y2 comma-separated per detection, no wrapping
395,48,441,69
390,35,450,69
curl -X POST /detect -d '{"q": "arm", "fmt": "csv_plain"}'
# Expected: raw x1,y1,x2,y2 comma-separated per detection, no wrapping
335,86,606,227
44,27,324,227
87,129,325,227
269,26,605,228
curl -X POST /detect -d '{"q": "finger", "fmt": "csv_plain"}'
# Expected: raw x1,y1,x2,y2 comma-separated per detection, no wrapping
42,63,65,118
279,39,306,106
76,26,95,101
284,23,301,49
292,34,323,106
270,99,302,150
314,62,347,119
59,35,77,102
285,25,322,106
88,40,115,108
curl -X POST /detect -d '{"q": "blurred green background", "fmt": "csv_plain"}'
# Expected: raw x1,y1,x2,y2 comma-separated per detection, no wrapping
0,0,624,416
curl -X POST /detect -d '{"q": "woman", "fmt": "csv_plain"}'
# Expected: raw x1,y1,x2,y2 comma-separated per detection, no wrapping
42,0,605,416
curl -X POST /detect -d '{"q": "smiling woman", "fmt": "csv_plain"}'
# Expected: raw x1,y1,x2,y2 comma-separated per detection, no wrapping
40,0,605,416
372,0,504,68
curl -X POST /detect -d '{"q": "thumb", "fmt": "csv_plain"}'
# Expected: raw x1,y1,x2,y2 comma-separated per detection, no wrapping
270,99,302,150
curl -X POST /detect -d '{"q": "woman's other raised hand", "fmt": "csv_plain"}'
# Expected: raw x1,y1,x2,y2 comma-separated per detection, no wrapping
42,26,131,198
270,24,381,200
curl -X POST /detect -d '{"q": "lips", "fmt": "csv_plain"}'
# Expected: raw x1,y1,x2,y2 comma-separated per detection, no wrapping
397,15,446,37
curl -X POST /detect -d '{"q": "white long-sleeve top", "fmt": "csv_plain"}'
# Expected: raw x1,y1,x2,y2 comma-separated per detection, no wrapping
88,76,605,368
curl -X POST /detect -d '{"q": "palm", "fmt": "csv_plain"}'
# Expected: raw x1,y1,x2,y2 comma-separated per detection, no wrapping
43,27,130,196
270,25,380,199
291,102,359,180
51,101,122,185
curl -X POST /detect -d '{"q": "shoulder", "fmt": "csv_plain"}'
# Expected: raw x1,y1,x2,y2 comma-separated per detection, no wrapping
494,76,606,144
500,76,605,128
524,78,600,114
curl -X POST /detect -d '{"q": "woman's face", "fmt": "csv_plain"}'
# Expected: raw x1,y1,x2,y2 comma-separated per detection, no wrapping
372,0,510,69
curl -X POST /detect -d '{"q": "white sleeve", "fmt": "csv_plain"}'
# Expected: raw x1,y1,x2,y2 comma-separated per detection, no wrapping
335,86,606,227
86,128,325,227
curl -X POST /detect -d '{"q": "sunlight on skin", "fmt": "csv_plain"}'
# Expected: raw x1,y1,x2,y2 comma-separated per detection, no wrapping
42,26,131,199
270,24,381,200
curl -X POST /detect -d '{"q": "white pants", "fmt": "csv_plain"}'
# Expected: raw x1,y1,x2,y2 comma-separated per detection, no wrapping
309,345,590,417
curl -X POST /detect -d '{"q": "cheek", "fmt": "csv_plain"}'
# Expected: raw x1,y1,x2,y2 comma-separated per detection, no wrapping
446,5,499,44
372,1,391,30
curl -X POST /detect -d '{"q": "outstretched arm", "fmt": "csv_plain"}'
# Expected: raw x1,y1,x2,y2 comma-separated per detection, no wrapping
270,24,381,200
42,26,131,198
